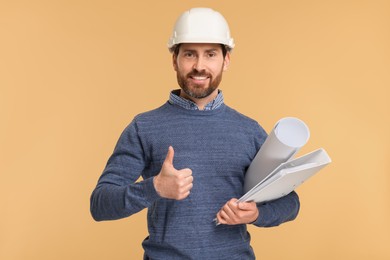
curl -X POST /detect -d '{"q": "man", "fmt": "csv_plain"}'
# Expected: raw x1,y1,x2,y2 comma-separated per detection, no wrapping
90,8,300,259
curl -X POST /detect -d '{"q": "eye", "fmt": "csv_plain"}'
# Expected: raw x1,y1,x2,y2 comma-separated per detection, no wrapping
208,52,217,58
183,52,195,58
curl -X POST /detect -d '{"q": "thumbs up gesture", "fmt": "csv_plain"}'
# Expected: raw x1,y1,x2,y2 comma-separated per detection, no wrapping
153,146,193,200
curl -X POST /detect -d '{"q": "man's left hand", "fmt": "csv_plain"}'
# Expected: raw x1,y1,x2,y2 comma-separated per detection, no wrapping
216,198,259,225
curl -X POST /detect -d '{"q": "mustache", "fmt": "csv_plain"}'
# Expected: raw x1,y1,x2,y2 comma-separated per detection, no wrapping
187,70,211,78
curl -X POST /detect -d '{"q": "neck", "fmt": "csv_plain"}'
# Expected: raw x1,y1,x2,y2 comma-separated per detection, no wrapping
179,89,219,110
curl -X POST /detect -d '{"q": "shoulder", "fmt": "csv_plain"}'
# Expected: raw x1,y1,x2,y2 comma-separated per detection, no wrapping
119,102,171,134
134,102,171,120
223,105,268,138
130,102,181,127
223,105,260,126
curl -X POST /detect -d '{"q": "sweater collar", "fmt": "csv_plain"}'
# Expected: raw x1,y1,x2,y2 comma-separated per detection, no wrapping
168,89,224,111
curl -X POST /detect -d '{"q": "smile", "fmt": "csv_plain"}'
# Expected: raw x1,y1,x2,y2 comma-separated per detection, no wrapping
190,76,209,81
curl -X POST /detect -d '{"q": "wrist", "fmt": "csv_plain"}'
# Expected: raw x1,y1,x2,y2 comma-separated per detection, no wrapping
153,176,161,195
249,208,259,224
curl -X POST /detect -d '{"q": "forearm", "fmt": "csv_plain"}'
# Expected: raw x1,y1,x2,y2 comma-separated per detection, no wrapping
90,118,157,221
90,176,160,221
253,191,300,227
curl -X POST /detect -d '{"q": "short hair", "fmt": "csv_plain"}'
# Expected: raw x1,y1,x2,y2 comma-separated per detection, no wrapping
173,44,228,58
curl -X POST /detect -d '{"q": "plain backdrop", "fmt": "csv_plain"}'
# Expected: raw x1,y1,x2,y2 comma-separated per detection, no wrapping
1,0,389,259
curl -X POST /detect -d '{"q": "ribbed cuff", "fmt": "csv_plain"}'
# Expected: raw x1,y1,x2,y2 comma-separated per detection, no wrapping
252,203,275,227
142,176,162,205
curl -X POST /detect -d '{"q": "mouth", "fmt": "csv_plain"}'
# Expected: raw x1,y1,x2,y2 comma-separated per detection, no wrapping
189,74,210,84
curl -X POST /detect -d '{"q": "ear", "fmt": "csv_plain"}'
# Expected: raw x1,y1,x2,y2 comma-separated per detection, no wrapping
172,54,178,72
223,52,231,71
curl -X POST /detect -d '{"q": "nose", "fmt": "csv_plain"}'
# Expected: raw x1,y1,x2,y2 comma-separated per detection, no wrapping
193,57,205,71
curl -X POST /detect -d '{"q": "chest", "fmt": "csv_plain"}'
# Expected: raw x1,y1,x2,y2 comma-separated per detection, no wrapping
138,117,258,179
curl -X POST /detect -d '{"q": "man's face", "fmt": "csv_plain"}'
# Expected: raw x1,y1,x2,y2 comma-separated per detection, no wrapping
173,43,230,99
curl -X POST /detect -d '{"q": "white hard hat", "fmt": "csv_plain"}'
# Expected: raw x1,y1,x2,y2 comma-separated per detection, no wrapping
168,8,235,53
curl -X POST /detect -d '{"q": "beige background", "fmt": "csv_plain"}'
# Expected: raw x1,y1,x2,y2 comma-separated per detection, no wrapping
1,0,389,259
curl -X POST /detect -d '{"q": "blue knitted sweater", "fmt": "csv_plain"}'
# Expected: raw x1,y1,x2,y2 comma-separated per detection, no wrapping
90,102,300,259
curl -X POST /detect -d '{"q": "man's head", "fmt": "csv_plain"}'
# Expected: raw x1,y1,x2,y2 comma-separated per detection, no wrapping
173,43,230,99
168,8,234,101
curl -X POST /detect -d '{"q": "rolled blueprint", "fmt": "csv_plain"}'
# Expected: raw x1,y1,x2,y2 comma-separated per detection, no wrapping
244,117,310,193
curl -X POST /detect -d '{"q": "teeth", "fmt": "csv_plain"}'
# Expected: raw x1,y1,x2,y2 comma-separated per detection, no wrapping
193,76,207,80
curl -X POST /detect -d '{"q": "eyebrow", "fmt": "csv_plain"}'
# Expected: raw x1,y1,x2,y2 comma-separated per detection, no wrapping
181,48,220,53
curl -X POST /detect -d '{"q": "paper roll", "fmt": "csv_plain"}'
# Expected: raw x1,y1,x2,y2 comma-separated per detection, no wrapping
244,117,310,193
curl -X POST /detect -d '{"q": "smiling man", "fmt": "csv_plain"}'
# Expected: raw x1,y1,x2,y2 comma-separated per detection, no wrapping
90,8,300,259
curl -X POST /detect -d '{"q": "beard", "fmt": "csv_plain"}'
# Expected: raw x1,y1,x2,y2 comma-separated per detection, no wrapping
176,67,223,99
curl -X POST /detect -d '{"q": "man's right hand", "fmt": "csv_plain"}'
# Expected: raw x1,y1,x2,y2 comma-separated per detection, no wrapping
153,146,193,200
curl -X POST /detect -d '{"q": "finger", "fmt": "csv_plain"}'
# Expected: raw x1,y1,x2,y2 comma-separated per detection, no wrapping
226,199,240,214
185,182,193,191
229,198,239,204
177,174,192,189
183,176,193,185
176,192,190,201
179,168,192,178
222,202,238,219
179,182,192,195
164,146,174,166
179,179,193,191
216,211,226,225
238,201,256,211
182,190,191,199
219,208,233,223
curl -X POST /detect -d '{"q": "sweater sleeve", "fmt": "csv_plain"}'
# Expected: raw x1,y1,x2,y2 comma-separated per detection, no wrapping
252,191,300,227
90,120,161,221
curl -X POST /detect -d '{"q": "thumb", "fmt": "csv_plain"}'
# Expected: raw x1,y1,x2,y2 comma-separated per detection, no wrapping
164,146,175,166
238,201,255,211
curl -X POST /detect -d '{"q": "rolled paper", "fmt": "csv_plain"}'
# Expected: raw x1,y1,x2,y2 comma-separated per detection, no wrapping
244,117,310,193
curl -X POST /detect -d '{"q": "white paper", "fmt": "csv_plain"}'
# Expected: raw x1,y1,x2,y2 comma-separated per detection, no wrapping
244,117,310,193
239,148,331,203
